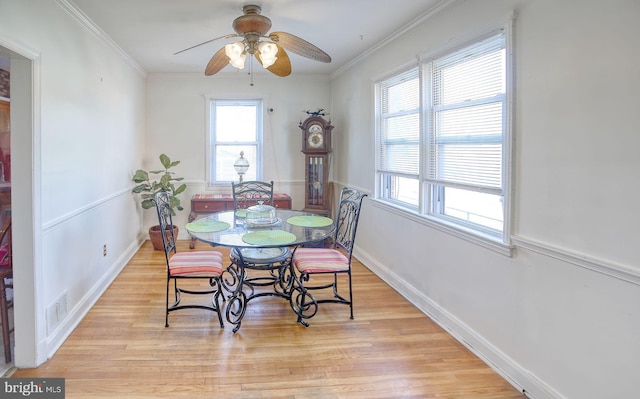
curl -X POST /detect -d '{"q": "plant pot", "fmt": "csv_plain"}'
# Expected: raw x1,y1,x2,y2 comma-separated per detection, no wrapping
149,225,179,251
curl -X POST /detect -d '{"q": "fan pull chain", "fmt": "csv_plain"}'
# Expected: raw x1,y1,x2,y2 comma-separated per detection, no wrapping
249,56,254,86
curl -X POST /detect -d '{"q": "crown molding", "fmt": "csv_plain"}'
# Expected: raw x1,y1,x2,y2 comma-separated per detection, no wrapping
56,0,147,77
330,0,465,79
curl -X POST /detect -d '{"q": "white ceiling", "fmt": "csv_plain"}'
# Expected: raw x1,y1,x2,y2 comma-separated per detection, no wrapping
70,0,445,76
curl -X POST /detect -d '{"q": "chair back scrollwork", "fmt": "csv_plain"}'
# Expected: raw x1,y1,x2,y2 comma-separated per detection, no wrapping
333,188,367,257
232,180,275,210
153,190,177,260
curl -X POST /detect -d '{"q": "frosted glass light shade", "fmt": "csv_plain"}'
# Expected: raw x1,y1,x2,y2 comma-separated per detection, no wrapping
225,41,246,69
258,42,278,68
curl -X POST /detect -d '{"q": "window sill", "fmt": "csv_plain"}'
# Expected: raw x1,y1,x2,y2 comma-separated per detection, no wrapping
370,198,513,257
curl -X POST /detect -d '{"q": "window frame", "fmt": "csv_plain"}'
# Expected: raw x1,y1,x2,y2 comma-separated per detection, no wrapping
206,98,263,186
376,67,421,212
374,22,513,252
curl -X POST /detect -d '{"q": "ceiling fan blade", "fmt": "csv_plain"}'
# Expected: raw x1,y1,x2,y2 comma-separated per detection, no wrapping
173,34,238,55
255,45,291,77
269,32,331,63
205,47,229,76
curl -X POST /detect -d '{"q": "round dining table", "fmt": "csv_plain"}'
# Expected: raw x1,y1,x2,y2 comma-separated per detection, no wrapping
185,209,335,332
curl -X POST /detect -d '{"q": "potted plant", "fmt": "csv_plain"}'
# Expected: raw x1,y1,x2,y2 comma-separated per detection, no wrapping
132,154,187,250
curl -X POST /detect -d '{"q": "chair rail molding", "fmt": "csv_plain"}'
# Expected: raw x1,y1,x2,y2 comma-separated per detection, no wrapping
511,235,640,286
43,187,133,232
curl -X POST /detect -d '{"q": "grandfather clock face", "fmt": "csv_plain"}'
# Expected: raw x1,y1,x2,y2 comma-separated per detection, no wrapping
300,116,333,215
306,123,325,150
301,116,332,153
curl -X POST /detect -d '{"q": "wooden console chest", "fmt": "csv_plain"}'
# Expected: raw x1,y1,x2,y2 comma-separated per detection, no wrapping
188,193,292,248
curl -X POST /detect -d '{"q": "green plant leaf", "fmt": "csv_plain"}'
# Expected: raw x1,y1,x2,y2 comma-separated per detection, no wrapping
160,154,171,169
160,173,172,188
141,199,155,209
132,184,150,193
174,183,187,195
132,154,185,213
132,170,148,183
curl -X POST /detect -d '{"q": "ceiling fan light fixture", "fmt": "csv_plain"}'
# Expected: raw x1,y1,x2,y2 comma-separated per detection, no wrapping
258,41,278,68
230,53,246,69
176,4,331,77
232,5,272,36
225,41,246,69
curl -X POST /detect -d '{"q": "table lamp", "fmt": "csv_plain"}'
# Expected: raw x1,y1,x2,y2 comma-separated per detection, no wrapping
233,151,250,182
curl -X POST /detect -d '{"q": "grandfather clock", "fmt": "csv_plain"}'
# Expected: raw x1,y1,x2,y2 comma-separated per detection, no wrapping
300,115,333,216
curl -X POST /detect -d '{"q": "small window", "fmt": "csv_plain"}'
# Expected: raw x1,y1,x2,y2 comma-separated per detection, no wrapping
208,99,262,185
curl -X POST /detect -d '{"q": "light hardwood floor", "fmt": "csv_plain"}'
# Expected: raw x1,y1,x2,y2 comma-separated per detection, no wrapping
10,241,523,398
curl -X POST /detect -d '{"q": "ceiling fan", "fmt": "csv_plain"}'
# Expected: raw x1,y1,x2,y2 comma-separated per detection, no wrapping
174,4,331,77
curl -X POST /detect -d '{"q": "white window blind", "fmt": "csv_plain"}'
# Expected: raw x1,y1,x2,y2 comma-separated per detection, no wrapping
427,33,506,194
378,68,420,177
374,25,512,243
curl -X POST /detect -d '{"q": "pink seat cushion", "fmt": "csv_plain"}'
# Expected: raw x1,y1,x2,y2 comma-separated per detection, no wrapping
169,251,223,277
293,248,350,273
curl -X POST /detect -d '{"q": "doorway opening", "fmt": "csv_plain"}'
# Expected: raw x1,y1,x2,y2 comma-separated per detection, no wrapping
0,41,40,372
0,53,13,373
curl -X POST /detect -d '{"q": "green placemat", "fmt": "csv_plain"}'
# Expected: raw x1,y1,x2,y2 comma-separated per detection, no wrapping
242,230,296,246
287,215,333,227
235,209,247,218
185,220,230,233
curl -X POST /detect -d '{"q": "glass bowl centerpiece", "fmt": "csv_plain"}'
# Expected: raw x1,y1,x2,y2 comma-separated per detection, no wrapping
245,201,277,226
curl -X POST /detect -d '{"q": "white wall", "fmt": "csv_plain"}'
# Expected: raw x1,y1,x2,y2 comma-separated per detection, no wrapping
144,73,331,235
331,1,640,398
2,1,638,396
0,0,146,366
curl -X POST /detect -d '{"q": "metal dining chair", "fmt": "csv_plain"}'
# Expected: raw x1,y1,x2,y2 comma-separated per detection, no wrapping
290,188,367,326
228,180,292,299
153,191,224,328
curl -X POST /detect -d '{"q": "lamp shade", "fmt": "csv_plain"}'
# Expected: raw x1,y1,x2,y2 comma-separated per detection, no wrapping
258,42,278,68
225,41,246,69
234,151,250,181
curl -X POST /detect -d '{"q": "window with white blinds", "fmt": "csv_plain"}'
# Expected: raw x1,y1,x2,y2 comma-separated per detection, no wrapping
378,68,420,177
377,68,421,207
375,29,511,241
207,99,263,185
428,33,505,195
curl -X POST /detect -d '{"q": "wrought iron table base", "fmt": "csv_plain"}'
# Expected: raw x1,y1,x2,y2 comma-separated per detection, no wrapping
221,255,300,333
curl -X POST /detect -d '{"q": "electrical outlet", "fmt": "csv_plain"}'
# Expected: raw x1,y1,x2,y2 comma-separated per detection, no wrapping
103,244,107,257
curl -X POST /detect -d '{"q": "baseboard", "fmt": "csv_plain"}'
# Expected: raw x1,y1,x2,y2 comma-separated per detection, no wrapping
43,235,145,359
352,246,566,399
